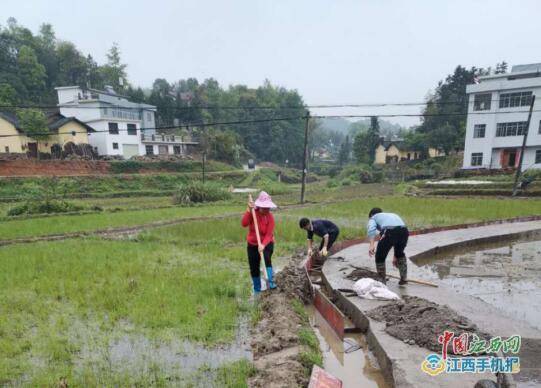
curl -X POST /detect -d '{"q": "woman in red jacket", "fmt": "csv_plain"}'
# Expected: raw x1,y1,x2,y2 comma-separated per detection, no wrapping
241,191,277,294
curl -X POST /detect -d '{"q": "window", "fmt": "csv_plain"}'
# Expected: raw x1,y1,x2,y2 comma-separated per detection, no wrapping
473,93,491,111
473,124,486,138
127,123,137,135
4,146,9,153
536,150,541,164
499,91,532,108
112,142,119,150
471,153,483,166
539,120,541,134
145,145,154,155
496,122,528,137
102,107,141,120
173,145,181,155
147,112,152,121
108,122,119,134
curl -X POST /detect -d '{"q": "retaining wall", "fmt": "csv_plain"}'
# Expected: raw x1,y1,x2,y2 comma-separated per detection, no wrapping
0,160,111,176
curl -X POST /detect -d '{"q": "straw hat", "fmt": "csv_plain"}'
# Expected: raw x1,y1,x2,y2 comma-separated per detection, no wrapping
254,191,277,209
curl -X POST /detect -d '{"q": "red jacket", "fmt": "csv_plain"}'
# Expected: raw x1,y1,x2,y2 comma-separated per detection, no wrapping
241,209,275,247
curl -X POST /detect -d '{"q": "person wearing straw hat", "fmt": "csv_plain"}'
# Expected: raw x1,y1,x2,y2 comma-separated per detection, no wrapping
241,191,277,294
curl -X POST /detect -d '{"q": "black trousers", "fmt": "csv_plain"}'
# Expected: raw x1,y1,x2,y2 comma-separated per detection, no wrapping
247,242,274,278
375,227,409,264
319,229,340,250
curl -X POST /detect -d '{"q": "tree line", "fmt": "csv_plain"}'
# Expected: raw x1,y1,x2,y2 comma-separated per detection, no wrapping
0,18,306,165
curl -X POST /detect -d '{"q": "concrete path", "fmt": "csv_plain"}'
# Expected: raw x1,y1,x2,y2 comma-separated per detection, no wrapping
323,220,541,388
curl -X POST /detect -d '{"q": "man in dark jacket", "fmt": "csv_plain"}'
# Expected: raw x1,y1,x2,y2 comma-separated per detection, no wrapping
299,218,340,257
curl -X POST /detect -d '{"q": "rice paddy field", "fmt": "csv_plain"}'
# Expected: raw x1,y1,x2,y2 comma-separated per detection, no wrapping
2,181,541,386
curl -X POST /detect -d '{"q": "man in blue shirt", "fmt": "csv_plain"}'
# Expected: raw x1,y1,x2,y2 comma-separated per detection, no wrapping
299,218,340,258
367,207,409,285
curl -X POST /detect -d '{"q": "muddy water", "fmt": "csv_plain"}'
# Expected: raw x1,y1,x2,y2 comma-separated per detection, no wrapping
418,239,541,331
306,305,389,388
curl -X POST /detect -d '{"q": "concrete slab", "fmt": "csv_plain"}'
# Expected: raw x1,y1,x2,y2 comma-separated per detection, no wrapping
323,220,541,387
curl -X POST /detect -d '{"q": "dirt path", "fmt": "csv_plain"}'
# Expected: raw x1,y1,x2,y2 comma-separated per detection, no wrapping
248,254,314,388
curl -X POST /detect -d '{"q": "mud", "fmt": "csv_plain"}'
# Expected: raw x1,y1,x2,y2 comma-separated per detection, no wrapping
367,296,488,353
346,267,381,281
248,253,312,388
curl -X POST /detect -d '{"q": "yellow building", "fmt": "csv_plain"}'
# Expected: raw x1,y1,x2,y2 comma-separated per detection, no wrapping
374,139,443,165
0,112,94,156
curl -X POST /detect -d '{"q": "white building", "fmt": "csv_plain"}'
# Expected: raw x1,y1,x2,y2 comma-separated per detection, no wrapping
56,86,197,158
463,63,541,171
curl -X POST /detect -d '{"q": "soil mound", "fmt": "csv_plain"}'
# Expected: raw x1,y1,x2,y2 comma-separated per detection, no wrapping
248,254,311,387
367,295,488,353
275,253,312,303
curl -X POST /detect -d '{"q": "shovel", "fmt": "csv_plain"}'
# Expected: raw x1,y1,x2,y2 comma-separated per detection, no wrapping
249,194,270,290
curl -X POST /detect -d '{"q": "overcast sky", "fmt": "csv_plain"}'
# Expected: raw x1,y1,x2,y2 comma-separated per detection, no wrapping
2,0,540,126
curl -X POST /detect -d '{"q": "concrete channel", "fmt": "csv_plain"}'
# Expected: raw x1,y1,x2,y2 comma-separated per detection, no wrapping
311,218,541,387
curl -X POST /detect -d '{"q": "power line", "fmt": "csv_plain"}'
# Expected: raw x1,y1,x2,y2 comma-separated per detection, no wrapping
0,115,305,139
0,98,534,111
0,109,539,139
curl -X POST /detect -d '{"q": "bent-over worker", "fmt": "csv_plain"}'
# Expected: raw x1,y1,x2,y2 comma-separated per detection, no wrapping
367,207,409,285
299,218,340,258
241,191,277,294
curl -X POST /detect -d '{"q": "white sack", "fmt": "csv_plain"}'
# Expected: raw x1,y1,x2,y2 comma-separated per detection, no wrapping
352,278,400,300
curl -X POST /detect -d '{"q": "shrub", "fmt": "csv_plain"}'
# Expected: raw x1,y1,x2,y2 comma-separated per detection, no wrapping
7,200,84,216
326,179,339,188
172,181,231,205
340,178,352,186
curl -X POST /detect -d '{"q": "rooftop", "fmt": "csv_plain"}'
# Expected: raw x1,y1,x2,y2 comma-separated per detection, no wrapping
478,62,541,82
56,85,156,110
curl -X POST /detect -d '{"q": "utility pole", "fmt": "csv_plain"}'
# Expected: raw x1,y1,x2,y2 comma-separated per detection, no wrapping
202,126,207,184
300,111,310,203
513,95,536,196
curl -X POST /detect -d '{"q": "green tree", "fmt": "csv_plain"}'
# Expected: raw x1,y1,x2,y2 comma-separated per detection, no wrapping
17,109,50,158
353,117,381,164
17,45,46,100
338,135,351,166
495,61,508,74
56,41,89,86
418,65,488,152
99,43,127,91
403,130,428,156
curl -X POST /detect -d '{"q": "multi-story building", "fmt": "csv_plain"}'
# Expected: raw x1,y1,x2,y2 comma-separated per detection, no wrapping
463,63,541,171
56,86,197,158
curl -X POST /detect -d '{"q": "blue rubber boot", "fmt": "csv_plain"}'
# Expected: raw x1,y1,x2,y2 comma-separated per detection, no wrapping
266,267,277,289
251,277,261,294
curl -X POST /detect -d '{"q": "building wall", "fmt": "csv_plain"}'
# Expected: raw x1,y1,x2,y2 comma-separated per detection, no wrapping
374,145,387,164
86,120,144,157
0,118,24,153
56,122,90,145
428,148,443,158
463,76,541,170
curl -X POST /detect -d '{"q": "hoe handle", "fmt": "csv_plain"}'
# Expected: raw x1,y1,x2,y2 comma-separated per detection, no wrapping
249,194,268,282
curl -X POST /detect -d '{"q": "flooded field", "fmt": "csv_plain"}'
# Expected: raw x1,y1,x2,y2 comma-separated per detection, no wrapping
420,239,541,330
417,238,541,387
307,305,388,388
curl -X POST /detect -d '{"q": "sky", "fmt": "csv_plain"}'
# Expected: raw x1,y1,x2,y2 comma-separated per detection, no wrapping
2,0,541,126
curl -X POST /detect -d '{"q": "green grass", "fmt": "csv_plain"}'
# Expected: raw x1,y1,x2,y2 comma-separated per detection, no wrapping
0,238,253,385
3,191,541,385
286,196,541,238
0,203,244,240
0,171,247,200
